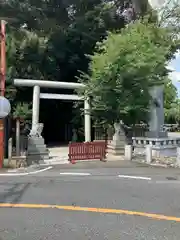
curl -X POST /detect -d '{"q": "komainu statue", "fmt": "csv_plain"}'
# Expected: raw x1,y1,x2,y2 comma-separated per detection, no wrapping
29,123,43,138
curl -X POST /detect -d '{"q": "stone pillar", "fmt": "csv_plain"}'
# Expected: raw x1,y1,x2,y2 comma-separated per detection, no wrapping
132,0,142,14
28,86,49,165
16,118,20,156
84,98,91,142
176,147,180,167
146,145,152,164
147,85,167,138
132,86,179,158
32,85,40,128
125,145,132,161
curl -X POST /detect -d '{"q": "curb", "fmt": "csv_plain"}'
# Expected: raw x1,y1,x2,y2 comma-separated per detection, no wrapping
0,166,53,176
42,161,70,165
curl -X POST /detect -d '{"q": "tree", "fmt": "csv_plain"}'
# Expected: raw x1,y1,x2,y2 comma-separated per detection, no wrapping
12,102,32,156
164,77,179,123
78,19,180,125
164,77,177,111
163,77,180,123
0,0,126,33
165,100,180,124
13,102,32,121
2,0,128,86
5,26,49,111
2,0,128,134
3,0,179,140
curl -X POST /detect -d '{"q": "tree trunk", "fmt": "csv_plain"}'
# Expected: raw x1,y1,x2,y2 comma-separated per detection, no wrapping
16,118,20,156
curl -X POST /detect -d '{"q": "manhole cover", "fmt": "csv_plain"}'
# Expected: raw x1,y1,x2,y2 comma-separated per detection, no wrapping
166,177,177,181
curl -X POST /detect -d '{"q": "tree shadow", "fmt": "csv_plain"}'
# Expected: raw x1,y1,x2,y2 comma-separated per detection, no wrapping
0,182,31,204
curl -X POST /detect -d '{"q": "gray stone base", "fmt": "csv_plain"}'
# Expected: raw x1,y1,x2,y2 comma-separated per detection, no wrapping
134,146,177,157
26,136,49,166
133,136,180,158
152,148,177,157
107,140,125,156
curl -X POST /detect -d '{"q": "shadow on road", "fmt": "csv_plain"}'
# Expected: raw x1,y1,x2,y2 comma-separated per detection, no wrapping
0,182,31,203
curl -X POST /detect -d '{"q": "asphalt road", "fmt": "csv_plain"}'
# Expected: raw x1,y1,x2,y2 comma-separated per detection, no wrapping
1,164,180,239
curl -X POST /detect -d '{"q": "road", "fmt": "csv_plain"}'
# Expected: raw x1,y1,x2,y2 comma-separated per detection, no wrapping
0,163,180,239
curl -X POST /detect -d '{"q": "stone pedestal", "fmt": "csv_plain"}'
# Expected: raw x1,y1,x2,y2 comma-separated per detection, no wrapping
132,137,180,158
125,145,132,161
26,123,49,165
132,85,177,158
26,136,49,165
107,122,126,157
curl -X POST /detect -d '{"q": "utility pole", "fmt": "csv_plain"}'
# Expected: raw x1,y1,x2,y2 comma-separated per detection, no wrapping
0,20,6,168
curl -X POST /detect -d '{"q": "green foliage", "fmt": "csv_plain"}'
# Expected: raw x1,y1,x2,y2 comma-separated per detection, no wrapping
13,102,32,120
6,28,48,80
79,19,179,124
164,78,180,123
2,0,127,119
164,78,177,110
165,100,180,123
1,0,180,127
5,27,51,113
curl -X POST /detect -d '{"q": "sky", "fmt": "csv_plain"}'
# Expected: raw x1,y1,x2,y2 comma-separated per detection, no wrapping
169,51,180,97
147,0,180,98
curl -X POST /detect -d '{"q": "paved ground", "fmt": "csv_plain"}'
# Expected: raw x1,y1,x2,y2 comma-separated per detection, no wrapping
47,146,69,164
46,134,180,165
1,163,180,239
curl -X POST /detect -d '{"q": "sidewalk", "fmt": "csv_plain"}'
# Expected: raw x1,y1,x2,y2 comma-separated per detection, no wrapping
51,160,148,169
0,164,52,176
0,168,9,174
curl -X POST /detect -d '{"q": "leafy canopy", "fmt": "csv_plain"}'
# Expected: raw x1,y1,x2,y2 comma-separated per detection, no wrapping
164,77,180,123
79,19,179,124
13,102,32,120
2,0,127,120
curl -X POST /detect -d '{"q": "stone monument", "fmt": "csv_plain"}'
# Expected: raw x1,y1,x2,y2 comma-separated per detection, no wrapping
146,85,167,138
26,123,49,165
133,85,180,157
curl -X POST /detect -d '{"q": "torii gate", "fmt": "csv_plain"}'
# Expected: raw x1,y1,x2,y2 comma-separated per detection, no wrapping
13,79,91,142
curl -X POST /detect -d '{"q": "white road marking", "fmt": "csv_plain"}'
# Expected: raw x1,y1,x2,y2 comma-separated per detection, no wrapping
118,175,151,181
28,166,53,174
0,172,28,176
60,172,91,176
0,166,53,176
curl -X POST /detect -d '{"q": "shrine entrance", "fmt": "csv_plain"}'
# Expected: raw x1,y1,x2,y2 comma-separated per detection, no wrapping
13,79,91,164
40,99,74,144
40,93,82,145
39,93,88,163
13,79,91,143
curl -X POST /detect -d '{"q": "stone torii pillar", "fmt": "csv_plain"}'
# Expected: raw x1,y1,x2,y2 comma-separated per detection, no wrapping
84,98,91,142
32,85,40,128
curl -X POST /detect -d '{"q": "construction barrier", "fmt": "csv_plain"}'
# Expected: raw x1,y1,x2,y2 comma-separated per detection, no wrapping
69,141,107,164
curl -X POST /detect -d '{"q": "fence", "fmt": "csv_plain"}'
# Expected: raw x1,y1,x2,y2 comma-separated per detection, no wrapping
69,141,107,163
123,142,180,169
94,124,148,143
